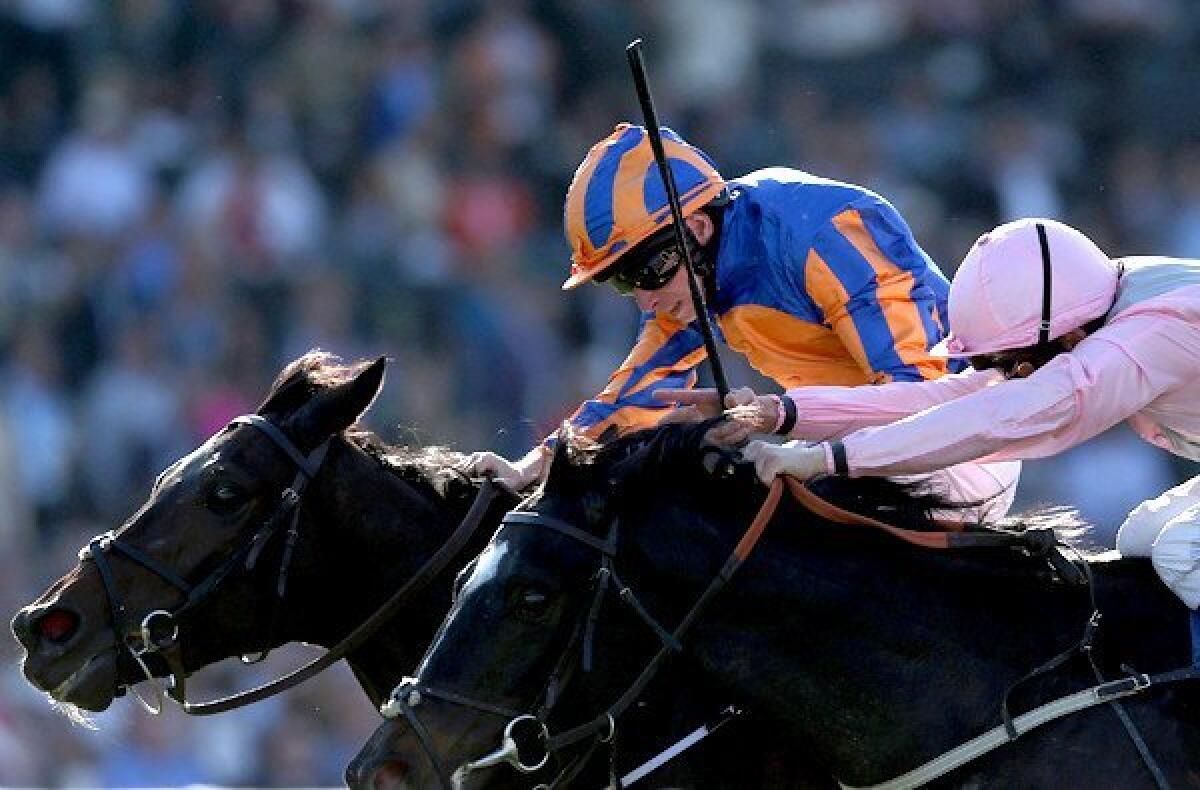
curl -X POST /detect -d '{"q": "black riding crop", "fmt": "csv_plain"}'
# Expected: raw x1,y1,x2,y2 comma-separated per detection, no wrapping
626,38,731,403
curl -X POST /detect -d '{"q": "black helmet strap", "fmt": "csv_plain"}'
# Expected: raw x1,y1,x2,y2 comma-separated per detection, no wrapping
1035,222,1053,346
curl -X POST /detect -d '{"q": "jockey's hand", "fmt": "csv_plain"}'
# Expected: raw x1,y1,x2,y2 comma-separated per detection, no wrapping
707,394,787,446
741,440,828,485
655,386,760,425
458,448,546,493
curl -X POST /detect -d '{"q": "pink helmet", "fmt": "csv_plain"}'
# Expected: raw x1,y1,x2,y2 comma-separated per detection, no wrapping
934,218,1118,358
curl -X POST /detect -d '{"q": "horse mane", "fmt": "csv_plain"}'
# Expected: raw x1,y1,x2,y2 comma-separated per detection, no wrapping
545,419,954,531
547,418,1098,549
266,350,476,503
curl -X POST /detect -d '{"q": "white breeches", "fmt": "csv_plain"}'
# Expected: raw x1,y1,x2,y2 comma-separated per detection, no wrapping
1117,474,1200,609
891,460,1022,524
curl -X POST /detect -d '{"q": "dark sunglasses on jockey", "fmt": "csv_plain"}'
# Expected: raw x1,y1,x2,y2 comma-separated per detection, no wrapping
595,227,691,294
968,344,1063,379
968,353,1035,379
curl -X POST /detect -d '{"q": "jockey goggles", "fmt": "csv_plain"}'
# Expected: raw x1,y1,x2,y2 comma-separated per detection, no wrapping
594,227,692,294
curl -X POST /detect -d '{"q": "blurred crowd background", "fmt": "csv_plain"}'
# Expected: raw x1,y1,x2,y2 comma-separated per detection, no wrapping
3,0,1200,785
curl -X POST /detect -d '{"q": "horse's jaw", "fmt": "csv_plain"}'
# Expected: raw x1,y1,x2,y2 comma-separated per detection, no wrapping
33,644,120,713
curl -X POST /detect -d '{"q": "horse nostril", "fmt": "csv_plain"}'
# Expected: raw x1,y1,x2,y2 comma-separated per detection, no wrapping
34,608,81,645
371,759,411,790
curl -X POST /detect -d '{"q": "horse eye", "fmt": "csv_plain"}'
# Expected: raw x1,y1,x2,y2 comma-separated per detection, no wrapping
207,482,247,513
515,588,550,619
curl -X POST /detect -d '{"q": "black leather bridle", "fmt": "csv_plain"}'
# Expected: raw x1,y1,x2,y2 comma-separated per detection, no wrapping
81,413,505,716
381,480,784,789
80,414,331,713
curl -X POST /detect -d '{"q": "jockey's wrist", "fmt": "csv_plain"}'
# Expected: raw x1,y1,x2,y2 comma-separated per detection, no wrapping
518,445,550,478
823,441,849,476
768,393,787,429
776,396,798,436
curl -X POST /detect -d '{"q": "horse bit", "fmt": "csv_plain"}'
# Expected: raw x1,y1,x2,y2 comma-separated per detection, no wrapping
78,414,330,714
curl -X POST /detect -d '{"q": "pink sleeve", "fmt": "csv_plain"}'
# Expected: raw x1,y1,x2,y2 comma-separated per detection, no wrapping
782,368,1001,441
839,313,1199,476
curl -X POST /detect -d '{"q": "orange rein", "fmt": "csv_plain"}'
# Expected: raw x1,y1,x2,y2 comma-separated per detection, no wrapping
784,477,967,549
734,476,975,564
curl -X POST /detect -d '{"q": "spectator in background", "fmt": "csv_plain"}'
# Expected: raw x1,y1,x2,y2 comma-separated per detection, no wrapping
35,63,153,240
0,410,32,557
1168,144,1200,258
78,320,182,517
98,709,212,787
175,125,327,278
1,323,72,533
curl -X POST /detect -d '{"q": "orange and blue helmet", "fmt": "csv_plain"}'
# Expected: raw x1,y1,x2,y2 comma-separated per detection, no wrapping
562,123,726,290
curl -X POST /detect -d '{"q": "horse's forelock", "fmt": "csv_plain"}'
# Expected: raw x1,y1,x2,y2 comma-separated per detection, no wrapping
270,350,370,396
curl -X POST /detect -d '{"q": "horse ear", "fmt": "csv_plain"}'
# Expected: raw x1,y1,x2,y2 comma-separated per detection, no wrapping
543,425,576,491
285,357,387,447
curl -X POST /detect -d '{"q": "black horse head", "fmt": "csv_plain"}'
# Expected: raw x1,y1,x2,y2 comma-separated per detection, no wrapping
11,351,509,715
350,420,1199,789
346,420,774,789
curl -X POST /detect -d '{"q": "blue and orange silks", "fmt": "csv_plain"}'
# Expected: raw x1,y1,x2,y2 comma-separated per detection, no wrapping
569,168,954,440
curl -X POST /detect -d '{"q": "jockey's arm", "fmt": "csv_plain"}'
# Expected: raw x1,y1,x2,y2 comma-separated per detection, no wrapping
780,367,1000,442
465,311,706,491
566,310,707,440
835,310,1200,478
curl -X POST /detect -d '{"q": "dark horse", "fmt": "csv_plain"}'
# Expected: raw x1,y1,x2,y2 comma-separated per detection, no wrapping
12,352,516,715
349,421,1200,789
11,353,815,788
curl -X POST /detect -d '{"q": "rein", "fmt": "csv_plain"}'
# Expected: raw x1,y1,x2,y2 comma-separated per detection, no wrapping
82,413,503,715
182,476,503,715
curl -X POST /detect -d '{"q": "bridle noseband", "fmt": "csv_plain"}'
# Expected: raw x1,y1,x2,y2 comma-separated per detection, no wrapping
80,414,330,714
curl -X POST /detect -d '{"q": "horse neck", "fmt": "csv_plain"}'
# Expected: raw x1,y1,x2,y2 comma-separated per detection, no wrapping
289,439,495,704
629,497,1092,784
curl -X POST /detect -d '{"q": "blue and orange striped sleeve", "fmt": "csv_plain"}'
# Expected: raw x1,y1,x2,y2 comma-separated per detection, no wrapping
804,202,948,384
568,311,708,440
